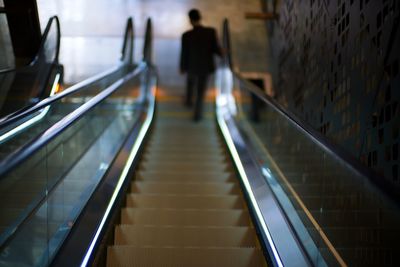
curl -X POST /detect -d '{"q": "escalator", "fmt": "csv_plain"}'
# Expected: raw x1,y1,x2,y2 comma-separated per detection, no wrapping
0,16,133,158
0,16,139,266
0,16,62,118
107,103,266,266
0,16,273,266
0,16,399,267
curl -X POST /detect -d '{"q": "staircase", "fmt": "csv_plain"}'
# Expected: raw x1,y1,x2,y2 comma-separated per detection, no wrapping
107,102,266,267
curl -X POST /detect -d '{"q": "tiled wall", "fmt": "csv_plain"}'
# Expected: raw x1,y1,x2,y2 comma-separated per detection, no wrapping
265,0,400,187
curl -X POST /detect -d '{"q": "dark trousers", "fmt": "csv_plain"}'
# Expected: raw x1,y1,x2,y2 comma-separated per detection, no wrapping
185,74,209,120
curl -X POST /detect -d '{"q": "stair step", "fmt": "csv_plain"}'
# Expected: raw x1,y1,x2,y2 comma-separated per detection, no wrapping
152,125,216,130
149,139,221,146
114,225,257,247
139,162,230,173
146,140,221,147
150,135,220,141
145,145,224,153
142,157,227,165
144,150,226,158
141,160,228,168
107,247,266,267
142,153,227,163
121,208,251,226
126,194,245,209
136,171,235,182
131,182,240,195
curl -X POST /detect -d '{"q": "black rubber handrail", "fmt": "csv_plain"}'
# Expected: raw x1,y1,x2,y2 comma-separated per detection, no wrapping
0,64,120,128
221,18,398,201
0,16,137,176
121,17,134,64
0,16,61,74
222,19,233,69
0,16,135,130
143,18,153,63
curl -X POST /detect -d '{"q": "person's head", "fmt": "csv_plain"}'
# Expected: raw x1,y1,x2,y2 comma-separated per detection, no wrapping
188,9,201,25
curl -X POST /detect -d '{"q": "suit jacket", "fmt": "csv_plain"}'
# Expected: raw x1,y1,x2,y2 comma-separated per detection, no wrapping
180,26,222,75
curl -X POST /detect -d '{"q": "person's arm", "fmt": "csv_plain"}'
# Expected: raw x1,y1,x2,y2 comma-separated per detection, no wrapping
180,34,188,74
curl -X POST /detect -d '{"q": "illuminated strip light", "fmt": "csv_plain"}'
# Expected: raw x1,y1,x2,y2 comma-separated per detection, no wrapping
0,73,61,144
216,109,283,267
80,77,156,267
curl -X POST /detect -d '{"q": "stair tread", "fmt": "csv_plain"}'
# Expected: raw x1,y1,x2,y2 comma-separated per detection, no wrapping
121,208,251,226
149,140,221,145
126,194,245,209
107,247,266,267
139,163,229,172
140,161,228,167
131,181,240,195
142,153,226,159
137,169,231,176
145,146,224,152
114,225,257,247
136,174,235,183
137,170,234,180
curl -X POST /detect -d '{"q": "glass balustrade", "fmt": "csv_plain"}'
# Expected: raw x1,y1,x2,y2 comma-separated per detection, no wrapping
219,67,400,267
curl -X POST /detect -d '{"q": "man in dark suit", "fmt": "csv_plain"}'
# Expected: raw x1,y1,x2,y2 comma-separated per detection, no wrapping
180,9,222,121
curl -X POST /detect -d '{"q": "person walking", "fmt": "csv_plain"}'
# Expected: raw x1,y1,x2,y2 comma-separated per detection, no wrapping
180,9,222,121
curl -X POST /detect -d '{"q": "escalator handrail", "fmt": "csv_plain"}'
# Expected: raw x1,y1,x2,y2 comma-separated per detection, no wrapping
0,64,121,128
0,16,61,74
0,63,145,179
121,17,134,64
0,16,135,130
236,74,381,181
221,18,386,193
143,18,153,63
222,19,233,69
